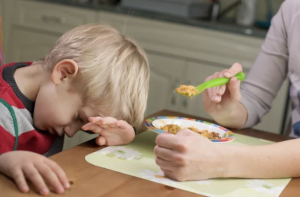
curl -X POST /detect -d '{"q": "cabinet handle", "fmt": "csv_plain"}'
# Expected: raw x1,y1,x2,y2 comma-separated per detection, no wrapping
171,79,179,106
41,15,67,24
182,80,191,108
182,98,188,108
171,95,176,106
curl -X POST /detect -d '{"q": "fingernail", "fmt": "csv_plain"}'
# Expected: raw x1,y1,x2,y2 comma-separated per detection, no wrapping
41,188,49,196
65,182,70,188
58,186,64,193
20,185,28,192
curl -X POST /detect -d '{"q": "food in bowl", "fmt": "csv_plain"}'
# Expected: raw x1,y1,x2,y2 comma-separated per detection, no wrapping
160,124,220,140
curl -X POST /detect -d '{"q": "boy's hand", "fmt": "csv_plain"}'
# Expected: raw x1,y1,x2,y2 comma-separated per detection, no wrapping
82,117,135,146
154,129,225,181
0,151,70,196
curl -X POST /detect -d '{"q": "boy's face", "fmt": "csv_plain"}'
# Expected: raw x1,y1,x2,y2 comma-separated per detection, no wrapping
33,60,102,137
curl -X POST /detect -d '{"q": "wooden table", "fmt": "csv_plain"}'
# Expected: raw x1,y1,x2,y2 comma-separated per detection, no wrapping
0,110,299,197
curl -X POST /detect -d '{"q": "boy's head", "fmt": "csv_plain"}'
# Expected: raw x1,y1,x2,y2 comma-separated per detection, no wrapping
33,23,149,137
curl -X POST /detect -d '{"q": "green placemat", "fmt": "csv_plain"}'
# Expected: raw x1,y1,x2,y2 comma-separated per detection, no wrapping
85,131,290,197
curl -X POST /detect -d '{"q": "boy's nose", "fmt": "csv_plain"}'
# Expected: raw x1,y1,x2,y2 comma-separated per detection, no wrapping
64,125,78,137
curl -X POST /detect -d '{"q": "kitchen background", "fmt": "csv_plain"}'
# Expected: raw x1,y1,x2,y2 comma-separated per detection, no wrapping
0,0,290,150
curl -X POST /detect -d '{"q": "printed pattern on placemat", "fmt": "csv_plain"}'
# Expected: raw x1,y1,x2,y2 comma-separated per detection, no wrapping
85,132,290,197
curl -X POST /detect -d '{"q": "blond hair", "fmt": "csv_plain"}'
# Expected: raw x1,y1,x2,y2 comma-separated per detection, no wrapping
39,23,149,129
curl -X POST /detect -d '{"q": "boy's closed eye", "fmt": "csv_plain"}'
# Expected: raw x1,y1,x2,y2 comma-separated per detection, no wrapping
77,114,84,123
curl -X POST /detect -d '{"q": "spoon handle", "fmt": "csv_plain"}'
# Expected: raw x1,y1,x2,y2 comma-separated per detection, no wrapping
196,72,246,93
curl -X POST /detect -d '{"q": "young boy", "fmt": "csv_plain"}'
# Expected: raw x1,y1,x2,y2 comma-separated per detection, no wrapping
0,23,149,195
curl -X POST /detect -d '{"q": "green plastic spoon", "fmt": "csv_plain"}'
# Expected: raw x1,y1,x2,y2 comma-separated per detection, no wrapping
175,72,246,98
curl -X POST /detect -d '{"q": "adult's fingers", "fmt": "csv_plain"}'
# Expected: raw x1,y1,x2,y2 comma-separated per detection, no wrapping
224,63,243,78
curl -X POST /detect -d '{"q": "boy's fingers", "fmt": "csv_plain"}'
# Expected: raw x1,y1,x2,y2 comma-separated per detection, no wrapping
88,117,103,124
96,136,107,146
12,169,29,193
99,117,118,125
82,123,102,134
35,163,64,194
90,117,117,125
81,122,92,130
224,63,242,78
82,122,95,130
116,120,128,129
108,122,118,128
45,159,69,189
23,165,49,196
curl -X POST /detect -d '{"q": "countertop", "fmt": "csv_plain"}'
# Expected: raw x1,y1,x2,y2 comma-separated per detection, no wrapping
32,0,268,38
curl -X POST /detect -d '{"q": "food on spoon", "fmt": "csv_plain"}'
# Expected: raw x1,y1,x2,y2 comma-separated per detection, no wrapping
175,85,199,98
160,124,220,140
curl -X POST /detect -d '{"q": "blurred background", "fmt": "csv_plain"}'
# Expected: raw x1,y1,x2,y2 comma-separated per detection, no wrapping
0,0,290,149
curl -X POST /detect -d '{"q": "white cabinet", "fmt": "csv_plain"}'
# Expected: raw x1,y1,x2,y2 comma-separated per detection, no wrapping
7,0,97,62
0,0,4,18
97,11,262,70
12,0,96,34
7,28,59,62
0,0,15,57
146,53,186,116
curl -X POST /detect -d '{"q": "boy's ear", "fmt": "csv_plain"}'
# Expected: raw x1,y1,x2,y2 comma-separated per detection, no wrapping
51,59,79,85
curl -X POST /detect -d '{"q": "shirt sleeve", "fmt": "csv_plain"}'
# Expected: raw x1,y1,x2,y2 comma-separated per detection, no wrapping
240,0,296,128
